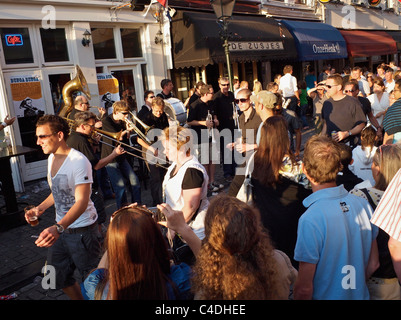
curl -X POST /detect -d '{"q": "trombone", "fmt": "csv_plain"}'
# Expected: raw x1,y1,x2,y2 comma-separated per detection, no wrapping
95,130,170,170
63,117,170,169
124,112,152,145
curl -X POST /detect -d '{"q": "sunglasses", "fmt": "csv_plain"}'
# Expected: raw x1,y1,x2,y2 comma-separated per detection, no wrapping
234,98,249,104
220,83,230,87
344,90,355,93
36,133,56,140
110,205,165,223
120,112,129,115
149,95,155,99
325,84,339,89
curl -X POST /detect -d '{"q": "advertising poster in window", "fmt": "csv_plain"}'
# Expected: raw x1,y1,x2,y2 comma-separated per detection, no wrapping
97,73,119,115
10,75,45,118
9,75,47,163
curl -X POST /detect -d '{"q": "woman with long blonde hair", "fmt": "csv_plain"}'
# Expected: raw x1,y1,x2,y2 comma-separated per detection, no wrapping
351,144,401,300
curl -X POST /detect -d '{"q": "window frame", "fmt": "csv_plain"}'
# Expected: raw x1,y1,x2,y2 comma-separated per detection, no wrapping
36,24,73,67
0,24,39,69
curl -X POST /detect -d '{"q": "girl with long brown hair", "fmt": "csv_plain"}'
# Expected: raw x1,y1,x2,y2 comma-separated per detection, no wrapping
250,116,311,268
80,206,192,300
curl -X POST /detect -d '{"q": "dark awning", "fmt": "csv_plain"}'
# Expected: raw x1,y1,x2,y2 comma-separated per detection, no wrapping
280,20,348,61
171,11,297,69
386,31,401,51
339,30,397,57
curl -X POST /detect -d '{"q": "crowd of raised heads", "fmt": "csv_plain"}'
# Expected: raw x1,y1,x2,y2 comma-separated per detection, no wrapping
27,64,401,301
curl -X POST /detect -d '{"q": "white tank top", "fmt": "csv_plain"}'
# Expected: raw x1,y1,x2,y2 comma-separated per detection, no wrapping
162,156,209,239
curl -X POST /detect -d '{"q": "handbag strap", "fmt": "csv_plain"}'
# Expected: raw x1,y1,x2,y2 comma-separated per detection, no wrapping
359,188,377,210
245,151,256,178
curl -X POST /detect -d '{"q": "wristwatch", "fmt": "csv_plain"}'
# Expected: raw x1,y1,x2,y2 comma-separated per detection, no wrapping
348,131,352,136
1,122,7,127
55,223,64,234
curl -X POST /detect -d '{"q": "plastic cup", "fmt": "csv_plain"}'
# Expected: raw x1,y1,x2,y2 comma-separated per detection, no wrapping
25,205,39,227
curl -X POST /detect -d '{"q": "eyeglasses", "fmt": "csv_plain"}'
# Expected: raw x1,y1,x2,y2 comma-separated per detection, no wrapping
220,83,230,87
344,90,355,93
234,98,249,104
85,123,95,128
36,133,56,140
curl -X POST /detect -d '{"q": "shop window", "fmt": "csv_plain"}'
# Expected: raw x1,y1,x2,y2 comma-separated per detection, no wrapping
0,27,33,64
91,28,117,60
121,28,142,58
40,28,69,62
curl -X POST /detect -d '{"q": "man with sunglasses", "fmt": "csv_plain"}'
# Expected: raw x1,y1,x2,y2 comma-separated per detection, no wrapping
213,77,236,181
27,114,101,300
227,88,261,196
321,74,366,147
101,101,141,209
138,90,155,121
344,80,382,141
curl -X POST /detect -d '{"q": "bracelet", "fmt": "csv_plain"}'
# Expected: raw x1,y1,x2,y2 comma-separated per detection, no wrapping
1,122,7,127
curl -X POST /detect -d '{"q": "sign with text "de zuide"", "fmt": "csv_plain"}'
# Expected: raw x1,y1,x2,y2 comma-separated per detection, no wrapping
229,41,284,52
5,34,23,46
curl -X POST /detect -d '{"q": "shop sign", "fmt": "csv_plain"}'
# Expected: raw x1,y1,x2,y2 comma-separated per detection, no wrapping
228,41,284,52
312,42,341,54
5,34,23,46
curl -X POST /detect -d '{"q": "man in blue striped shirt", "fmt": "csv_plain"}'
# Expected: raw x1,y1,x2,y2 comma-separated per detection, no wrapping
383,79,401,144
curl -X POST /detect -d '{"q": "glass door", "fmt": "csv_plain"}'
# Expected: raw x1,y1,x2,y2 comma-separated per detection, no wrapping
107,65,144,115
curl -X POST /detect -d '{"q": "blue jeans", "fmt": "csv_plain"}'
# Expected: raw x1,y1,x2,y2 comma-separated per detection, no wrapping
300,104,309,127
106,159,141,209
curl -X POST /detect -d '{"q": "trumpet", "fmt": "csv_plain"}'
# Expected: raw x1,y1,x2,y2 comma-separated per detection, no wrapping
124,113,152,145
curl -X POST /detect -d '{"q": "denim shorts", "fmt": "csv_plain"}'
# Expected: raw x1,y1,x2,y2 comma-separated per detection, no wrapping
47,223,101,289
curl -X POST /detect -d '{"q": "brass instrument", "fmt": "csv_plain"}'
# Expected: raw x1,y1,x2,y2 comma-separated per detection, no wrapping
124,114,152,145
130,111,152,135
63,116,169,169
58,65,91,118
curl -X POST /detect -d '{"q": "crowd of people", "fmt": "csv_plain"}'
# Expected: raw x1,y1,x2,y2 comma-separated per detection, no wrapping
19,61,401,300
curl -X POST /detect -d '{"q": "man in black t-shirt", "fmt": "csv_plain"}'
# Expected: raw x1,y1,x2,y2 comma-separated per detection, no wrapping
157,79,174,99
137,90,155,121
213,77,236,181
67,111,124,227
137,97,169,206
101,101,141,208
321,74,366,147
188,84,222,193
187,81,205,108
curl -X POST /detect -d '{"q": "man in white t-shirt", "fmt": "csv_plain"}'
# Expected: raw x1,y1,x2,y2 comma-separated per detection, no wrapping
25,115,100,300
279,65,299,112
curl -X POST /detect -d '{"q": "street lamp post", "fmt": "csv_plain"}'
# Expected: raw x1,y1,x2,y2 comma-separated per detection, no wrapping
210,0,236,92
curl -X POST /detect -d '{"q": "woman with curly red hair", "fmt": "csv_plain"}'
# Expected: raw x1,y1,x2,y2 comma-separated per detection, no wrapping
158,194,297,300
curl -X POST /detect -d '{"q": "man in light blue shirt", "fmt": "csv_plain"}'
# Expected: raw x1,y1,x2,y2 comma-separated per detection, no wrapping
294,135,379,300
